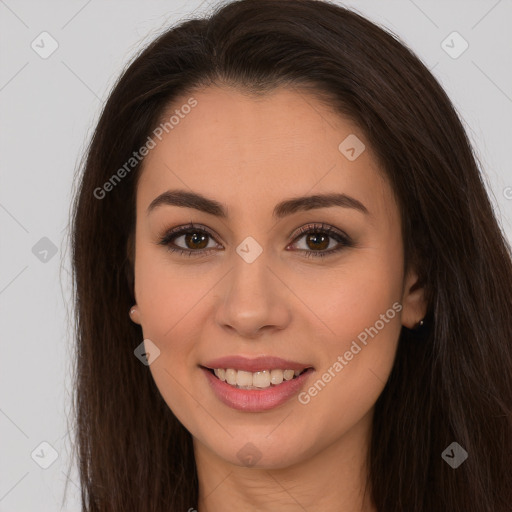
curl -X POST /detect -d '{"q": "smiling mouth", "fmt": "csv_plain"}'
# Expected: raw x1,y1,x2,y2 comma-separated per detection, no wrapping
201,366,313,390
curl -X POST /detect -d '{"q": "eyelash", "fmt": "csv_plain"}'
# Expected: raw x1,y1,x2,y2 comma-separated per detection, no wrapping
157,222,353,259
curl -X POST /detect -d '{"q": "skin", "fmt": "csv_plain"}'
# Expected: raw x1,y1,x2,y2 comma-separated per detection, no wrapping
130,85,427,511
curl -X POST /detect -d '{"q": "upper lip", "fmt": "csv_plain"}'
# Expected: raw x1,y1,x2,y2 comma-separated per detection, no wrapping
202,355,314,373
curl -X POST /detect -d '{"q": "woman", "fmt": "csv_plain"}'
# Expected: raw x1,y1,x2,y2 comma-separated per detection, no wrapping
70,0,512,510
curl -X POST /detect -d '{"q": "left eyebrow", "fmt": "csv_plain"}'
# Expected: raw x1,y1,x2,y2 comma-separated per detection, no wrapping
146,189,370,218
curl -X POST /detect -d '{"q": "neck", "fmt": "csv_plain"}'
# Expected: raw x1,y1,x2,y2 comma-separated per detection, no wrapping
193,409,377,512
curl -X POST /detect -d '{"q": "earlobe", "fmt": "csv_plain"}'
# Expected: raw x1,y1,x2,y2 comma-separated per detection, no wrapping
129,305,141,325
400,268,428,329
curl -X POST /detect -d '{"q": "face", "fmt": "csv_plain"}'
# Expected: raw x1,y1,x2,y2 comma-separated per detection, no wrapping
130,85,425,469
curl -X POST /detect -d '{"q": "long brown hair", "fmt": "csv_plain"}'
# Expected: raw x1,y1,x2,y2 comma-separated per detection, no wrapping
69,0,512,510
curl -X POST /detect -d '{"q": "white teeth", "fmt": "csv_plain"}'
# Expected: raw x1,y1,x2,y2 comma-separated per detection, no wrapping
283,369,295,381
253,370,271,388
270,369,284,385
211,367,307,389
225,368,237,385
236,370,253,387
214,368,226,381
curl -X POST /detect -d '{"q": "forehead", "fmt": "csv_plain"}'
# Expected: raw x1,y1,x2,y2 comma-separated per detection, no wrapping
145,85,369,167
137,85,394,225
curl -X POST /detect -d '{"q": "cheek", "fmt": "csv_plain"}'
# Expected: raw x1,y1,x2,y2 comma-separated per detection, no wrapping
294,249,403,414
134,249,201,426
304,248,403,350
134,242,201,338
133,243,214,408
324,275,402,352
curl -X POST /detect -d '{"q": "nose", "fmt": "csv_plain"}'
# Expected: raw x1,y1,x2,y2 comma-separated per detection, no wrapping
214,252,291,339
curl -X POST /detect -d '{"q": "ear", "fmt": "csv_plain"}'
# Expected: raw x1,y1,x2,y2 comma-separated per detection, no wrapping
125,231,141,326
129,305,141,325
400,267,427,329
125,230,135,300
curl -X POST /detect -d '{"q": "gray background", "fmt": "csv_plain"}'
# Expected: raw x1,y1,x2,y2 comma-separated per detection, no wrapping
1,0,511,510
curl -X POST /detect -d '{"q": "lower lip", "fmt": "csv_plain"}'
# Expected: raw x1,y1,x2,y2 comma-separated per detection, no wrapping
201,367,315,412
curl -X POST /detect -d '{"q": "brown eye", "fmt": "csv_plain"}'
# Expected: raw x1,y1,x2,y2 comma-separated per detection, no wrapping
158,222,352,259
158,224,221,257
289,223,353,259
182,231,210,250
303,232,330,251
